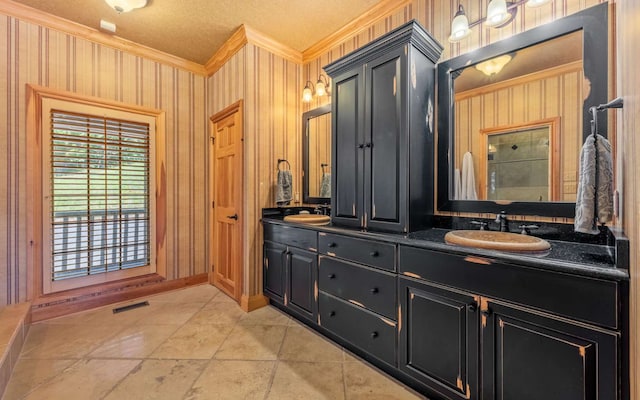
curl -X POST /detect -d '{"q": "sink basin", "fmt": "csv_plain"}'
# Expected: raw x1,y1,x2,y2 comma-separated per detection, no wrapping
283,214,331,226
444,230,551,252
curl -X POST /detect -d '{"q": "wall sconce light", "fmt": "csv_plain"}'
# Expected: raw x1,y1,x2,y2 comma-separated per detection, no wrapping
105,0,147,13
302,74,331,103
449,0,552,42
475,54,512,75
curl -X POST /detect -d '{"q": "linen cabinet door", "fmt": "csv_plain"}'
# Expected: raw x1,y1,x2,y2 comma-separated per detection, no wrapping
398,277,479,400
331,66,365,228
482,300,619,400
364,48,407,233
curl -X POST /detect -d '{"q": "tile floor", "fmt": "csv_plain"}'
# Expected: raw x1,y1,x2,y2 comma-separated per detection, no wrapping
2,284,425,400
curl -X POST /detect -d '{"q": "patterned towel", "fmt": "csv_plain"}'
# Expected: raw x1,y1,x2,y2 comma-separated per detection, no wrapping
574,134,613,234
319,173,331,198
276,170,293,206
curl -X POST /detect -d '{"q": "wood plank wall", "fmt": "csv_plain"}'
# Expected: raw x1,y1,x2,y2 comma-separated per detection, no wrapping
617,2,639,399
0,13,208,307
207,44,301,297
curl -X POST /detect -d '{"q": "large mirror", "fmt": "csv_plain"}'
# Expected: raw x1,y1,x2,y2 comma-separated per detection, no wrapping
303,105,331,204
437,3,608,217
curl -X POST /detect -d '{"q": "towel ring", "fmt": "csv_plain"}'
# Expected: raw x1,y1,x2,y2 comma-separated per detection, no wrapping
277,159,291,171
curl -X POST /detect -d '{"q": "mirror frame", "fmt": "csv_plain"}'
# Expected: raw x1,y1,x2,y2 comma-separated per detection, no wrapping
437,3,608,217
302,104,332,204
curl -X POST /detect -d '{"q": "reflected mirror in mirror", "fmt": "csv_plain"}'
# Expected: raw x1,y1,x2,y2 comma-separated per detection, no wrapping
303,105,331,204
453,32,580,203
437,3,608,217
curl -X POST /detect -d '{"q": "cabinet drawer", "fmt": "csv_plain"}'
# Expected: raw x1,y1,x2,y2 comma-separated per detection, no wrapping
264,223,317,251
319,256,397,320
318,232,395,271
399,246,619,329
319,292,396,366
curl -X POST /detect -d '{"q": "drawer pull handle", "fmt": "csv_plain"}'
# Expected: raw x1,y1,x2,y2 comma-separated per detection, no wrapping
370,331,379,338
328,242,337,248
369,251,379,257
329,311,336,317
370,287,379,294
328,274,336,279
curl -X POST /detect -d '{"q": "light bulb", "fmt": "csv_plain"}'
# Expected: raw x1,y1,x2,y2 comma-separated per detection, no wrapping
302,86,313,102
449,5,471,43
105,0,147,12
526,0,551,7
486,0,510,27
315,80,326,97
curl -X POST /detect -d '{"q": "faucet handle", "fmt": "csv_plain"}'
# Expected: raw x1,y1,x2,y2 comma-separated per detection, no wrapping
495,211,507,222
470,220,489,231
519,224,540,235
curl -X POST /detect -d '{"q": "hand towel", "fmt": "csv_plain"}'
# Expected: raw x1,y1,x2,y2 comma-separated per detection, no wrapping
574,134,613,234
319,173,331,198
454,168,462,200
460,152,478,200
276,170,293,206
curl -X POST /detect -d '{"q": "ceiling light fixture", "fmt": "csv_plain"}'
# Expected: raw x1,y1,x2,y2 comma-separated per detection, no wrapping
449,0,552,43
475,54,512,75
105,0,147,13
302,75,331,103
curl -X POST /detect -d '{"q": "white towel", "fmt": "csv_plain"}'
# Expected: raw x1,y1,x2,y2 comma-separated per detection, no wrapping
574,134,613,234
460,152,477,200
454,168,462,200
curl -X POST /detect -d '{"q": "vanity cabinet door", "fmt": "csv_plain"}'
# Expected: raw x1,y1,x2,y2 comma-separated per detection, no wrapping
263,240,286,303
399,277,479,400
331,65,365,229
482,300,619,400
363,47,407,233
286,247,317,322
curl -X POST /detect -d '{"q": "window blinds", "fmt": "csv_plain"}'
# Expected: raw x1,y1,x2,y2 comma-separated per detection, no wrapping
50,109,151,281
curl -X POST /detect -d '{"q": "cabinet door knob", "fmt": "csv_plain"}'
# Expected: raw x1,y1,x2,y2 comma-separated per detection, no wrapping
365,142,372,148
328,242,337,248
370,331,378,338
481,308,491,317
369,251,379,257
329,311,336,317
357,144,364,149
370,287,379,294
467,303,477,312
328,273,336,279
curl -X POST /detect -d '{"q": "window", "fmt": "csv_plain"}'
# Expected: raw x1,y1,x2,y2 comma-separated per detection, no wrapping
38,95,161,294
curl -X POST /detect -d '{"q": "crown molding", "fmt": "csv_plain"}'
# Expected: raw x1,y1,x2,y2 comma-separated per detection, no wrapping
0,0,207,75
301,0,412,63
205,24,303,76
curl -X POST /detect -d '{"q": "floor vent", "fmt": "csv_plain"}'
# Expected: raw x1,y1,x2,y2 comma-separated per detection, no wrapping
112,301,150,314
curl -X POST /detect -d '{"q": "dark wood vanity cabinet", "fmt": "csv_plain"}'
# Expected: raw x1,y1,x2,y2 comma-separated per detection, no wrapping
482,300,618,400
398,277,479,400
325,21,443,233
263,224,317,322
398,245,622,400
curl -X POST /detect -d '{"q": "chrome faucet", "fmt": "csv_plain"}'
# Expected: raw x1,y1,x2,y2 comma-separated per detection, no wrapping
495,211,509,232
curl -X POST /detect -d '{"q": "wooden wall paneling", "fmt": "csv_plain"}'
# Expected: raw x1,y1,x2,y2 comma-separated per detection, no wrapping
617,2,639,400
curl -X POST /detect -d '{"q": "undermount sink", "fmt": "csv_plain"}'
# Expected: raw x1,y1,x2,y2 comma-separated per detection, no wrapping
283,214,331,226
444,230,551,252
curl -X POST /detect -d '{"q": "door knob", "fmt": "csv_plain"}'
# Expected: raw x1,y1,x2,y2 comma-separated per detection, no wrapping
328,273,336,279
370,331,378,338
370,287,379,294
227,214,238,220
369,251,379,257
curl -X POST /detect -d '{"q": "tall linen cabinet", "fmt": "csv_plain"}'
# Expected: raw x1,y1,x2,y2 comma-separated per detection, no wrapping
324,21,443,233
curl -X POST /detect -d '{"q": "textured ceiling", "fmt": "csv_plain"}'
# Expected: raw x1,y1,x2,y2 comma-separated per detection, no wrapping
13,0,384,64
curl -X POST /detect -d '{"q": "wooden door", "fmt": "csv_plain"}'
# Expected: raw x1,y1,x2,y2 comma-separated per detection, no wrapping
210,101,243,301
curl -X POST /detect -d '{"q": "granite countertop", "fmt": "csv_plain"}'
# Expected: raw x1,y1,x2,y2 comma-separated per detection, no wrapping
262,216,629,281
